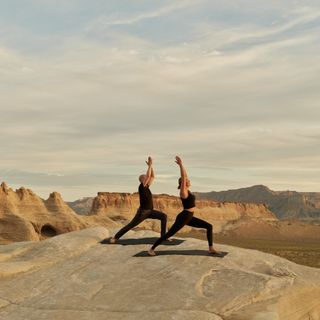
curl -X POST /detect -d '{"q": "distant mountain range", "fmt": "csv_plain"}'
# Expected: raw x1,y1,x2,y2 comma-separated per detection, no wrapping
196,185,320,220
67,197,94,215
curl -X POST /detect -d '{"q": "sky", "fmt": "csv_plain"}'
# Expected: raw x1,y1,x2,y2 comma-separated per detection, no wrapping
1,0,320,201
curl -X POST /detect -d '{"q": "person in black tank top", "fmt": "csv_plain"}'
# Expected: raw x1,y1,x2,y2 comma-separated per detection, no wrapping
148,156,219,256
138,182,153,210
110,157,168,243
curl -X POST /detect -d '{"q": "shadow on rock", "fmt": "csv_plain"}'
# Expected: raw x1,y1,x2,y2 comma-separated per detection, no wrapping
133,250,229,257
100,237,185,246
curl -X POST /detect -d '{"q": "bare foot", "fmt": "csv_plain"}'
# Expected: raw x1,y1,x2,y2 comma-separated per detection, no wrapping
148,248,156,256
209,246,220,254
166,238,173,242
109,237,117,244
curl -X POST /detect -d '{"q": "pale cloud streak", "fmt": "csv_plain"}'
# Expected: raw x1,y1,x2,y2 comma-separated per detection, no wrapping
90,0,204,27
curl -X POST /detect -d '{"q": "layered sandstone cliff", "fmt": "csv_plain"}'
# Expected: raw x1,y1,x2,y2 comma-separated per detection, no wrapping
89,192,276,233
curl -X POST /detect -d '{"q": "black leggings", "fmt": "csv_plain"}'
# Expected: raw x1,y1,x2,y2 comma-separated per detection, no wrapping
114,208,167,239
151,210,213,249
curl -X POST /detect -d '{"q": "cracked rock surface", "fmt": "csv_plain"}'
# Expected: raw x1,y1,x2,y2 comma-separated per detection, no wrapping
0,227,320,320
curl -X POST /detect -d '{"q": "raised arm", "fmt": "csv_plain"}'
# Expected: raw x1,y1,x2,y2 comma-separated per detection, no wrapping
143,156,153,187
175,156,188,198
150,166,155,185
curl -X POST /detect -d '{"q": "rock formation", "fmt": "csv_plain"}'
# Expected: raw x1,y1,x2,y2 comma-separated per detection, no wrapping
87,192,320,242
0,182,92,243
197,185,320,221
88,192,276,233
0,227,319,320
3,181,320,246
67,197,94,215
0,212,39,243
0,182,124,244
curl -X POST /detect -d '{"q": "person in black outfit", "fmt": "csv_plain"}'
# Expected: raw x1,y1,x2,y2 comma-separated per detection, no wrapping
110,156,168,243
148,156,219,256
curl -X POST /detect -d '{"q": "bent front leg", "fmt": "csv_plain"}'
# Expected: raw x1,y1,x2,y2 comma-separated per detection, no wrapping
151,211,190,250
187,216,213,246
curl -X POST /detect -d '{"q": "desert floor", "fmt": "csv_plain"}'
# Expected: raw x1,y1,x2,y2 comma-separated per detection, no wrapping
178,231,320,268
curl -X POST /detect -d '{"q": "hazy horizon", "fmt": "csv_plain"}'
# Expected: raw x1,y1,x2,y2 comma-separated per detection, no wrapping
1,1,320,200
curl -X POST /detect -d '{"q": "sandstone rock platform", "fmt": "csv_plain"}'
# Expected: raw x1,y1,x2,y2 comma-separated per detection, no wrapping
0,227,320,320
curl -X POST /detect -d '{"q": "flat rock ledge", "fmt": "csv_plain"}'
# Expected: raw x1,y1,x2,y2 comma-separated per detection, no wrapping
0,227,320,320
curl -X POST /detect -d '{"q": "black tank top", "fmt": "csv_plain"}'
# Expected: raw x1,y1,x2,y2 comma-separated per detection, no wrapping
181,191,196,209
138,183,153,210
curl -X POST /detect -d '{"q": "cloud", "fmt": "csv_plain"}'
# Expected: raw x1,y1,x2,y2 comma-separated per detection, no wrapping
98,0,203,26
1,1,320,197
